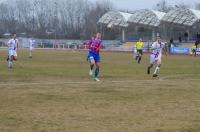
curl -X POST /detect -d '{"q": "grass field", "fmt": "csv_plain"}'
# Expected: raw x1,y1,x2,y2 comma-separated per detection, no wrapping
0,49,200,132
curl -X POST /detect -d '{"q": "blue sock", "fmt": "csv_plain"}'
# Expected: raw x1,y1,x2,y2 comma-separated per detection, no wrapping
95,68,100,78
90,64,94,70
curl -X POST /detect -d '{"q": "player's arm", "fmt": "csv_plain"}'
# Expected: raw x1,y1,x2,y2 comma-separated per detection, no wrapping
7,40,11,48
96,43,103,52
135,42,138,49
142,42,145,49
149,43,156,51
87,40,92,49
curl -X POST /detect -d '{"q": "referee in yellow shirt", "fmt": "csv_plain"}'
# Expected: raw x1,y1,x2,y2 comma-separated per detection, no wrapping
135,38,144,64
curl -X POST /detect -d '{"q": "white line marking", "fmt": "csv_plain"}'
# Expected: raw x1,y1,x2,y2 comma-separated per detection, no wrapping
0,80,155,86
0,75,199,86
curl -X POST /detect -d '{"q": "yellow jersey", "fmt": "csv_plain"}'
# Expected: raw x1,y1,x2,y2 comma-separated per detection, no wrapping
136,42,144,50
192,45,196,50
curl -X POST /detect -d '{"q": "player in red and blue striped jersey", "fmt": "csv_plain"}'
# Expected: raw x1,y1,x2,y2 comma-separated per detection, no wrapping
87,33,103,81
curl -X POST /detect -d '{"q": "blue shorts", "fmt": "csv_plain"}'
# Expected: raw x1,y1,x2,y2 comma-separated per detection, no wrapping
88,52,100,63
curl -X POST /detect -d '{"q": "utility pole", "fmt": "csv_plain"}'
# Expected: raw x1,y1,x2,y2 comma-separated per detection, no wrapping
54,1,58,49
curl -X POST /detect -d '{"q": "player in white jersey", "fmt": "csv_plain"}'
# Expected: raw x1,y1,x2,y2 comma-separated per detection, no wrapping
147,36,167,78
29,39,35,58
7,33,18,68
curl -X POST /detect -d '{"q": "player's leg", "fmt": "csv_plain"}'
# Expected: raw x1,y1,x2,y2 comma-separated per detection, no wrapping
29,48,32,58
153,59,162,77
147,64,153,74
94,62,100,81
138,50,143,64
147,54,155,74
6,55,9,61
8,50,13,68
88,52,96,76
88,56,95,76
13,51,18,61
133,48,137,60
135,50,139,60
94,55,101,81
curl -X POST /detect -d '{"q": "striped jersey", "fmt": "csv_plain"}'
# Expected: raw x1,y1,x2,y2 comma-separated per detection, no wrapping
8,39,18,50
88,38,102,54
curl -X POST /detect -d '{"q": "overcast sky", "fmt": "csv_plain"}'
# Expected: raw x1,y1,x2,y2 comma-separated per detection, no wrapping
0,0,199,10
90,0,200,10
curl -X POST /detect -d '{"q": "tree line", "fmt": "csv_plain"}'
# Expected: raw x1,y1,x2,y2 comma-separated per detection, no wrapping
0,0,114,39
154,0,200,12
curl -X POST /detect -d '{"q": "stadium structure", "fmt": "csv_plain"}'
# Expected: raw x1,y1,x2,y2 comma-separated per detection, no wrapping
98,8,200,41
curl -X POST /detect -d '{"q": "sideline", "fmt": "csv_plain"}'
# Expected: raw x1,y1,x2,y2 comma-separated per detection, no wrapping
0,77,199,86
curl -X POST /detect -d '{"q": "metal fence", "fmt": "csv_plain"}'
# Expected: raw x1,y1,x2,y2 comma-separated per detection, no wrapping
0,37,196,53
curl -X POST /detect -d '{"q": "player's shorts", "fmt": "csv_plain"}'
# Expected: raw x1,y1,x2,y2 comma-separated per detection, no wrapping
88,52,100,63
8,50,17,57
30,47,34,51
137,49,143,55
150,53,161,64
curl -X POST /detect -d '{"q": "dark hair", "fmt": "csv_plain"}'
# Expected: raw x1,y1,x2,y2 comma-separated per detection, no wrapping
157,36,162,39
11,33,16,36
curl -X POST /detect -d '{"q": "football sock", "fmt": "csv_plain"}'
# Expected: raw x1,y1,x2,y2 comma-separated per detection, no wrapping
138,57,141,63
90,64,94,71
95,68,100,78
29,52,32,57
135,56,138,60
8,61,12,68
154,64,161,75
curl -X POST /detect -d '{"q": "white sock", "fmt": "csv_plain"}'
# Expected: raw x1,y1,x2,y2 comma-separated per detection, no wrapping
8,61,12,68
154,66,160,75
29,51,32,57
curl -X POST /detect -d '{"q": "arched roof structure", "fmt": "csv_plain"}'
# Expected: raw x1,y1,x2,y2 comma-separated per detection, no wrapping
98,11,132,28
162,8,200,26
128,9,165,27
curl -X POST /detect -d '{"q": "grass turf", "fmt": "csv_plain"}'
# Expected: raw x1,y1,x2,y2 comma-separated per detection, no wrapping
0,49,200,132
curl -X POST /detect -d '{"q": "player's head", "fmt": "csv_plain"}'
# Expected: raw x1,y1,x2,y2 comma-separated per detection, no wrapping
139,38,142,42
11,33,16,39
157,36,162,43
96,33,101,39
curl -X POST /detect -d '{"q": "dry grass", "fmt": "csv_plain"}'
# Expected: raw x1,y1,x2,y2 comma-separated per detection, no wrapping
0,49,200,132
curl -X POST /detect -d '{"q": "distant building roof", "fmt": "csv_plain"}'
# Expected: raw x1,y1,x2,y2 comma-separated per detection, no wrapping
98,11,132,28
151,10,166,20
128,9,165,27
98,8,200,29
119,12,132,21
189,9,200,19
162,8,200,26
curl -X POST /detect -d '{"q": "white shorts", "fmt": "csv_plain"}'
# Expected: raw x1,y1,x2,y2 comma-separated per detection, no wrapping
9,50,17,57
30,47,34,51
150,54,162,64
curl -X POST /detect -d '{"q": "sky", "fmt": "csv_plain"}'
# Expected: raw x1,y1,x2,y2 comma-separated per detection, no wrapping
0,0,199,10
90,0,200,10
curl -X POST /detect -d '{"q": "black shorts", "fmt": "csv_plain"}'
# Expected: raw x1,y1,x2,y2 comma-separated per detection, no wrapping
137,49,143,55
192,49,196,54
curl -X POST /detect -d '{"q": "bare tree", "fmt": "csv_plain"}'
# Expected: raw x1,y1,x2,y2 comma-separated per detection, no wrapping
154,0,173,12
0,0,114,39
195,3,200,10
175,2,191,9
